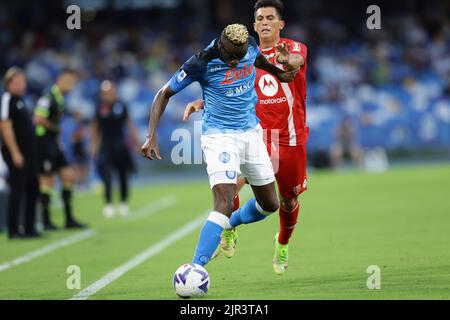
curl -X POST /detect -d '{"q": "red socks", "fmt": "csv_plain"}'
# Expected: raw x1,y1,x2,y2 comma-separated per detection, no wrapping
234,193,299,245
233,193,240,212
278,202,299,245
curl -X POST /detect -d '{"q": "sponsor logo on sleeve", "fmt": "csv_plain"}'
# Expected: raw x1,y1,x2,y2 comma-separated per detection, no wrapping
177,70,187,82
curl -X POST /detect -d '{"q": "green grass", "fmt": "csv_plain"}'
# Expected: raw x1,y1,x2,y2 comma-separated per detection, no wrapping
0,164,449,299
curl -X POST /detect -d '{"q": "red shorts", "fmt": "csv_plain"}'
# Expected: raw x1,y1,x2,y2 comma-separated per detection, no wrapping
267,142,308,199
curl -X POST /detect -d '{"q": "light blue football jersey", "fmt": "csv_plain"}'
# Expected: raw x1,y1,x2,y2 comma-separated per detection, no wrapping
168,36,261,134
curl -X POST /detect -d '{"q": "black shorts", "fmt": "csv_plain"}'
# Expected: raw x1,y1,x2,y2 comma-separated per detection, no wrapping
36,137,69,174
72,142,88,165
97,143,134,172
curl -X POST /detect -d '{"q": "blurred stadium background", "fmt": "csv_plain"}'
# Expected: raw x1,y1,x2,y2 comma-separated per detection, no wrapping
0,0,449,168
0,0,449,299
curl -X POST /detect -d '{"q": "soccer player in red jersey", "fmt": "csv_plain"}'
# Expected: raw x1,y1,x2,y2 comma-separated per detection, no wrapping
184,0,307,275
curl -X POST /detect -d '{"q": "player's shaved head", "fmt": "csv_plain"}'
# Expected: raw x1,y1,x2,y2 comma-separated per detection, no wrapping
219,24,249,68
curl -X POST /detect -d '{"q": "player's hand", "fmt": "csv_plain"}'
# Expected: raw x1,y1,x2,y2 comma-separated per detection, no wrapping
277,67,299,82
140,136,162,160
183,99,204,122
12,151,24,168
275,42,290,65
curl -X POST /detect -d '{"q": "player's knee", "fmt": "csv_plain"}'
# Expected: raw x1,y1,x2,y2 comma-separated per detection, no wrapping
259,199,279,214
281,197,298,212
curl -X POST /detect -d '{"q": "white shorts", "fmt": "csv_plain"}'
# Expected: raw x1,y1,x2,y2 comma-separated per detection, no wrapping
201,124,275,189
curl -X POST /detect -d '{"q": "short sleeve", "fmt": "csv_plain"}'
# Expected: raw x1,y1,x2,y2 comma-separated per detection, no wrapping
168,54,205,93
34,95,51,118
0,93,12,121
290,41,307,61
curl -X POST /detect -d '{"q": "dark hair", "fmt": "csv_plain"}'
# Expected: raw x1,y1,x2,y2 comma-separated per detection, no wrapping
59,68,78,78
254,0,284,19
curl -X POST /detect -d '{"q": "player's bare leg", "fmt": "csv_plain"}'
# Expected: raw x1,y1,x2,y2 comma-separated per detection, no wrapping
250,182,279,213
224,182,279,257
214,180,279,259
210,183,239,259
212,183,236,217
192,183,236,265
214,176,243,259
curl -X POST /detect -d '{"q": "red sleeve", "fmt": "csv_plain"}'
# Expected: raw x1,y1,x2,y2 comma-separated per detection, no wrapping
282,38,307,68
288,40,307,61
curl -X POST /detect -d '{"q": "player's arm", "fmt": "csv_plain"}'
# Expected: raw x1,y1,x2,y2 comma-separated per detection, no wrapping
0,99,24,168
33,114,59,133
141,84,176,160
254,53,298,82
183,99,204,122
126,116,139,153
142,54,204,160
0,120,24,168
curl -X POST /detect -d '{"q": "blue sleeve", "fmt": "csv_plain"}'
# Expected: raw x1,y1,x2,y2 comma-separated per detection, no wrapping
248,36,261,57
168,54,206,93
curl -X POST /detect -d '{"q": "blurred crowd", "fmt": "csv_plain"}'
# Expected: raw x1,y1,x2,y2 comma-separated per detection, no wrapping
0,3,449,160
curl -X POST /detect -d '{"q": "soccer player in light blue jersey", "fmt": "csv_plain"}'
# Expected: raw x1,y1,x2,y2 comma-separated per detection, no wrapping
141,24,297,270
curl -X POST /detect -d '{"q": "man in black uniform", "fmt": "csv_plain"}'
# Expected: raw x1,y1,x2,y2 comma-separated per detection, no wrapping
33,69,86,230
0,67,40,239
71,115,89,188
90,80,138,218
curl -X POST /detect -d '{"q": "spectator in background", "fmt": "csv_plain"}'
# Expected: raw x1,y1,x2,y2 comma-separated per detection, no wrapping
90,80,138,218
330,116,363,168
33,69,87,230
71,114,90,189
0,67,40,239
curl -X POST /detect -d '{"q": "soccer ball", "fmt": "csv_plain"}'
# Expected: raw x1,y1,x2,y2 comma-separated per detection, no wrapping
173,263,210,298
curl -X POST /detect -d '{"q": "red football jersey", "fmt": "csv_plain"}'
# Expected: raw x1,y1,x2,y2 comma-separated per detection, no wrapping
255,38,308,147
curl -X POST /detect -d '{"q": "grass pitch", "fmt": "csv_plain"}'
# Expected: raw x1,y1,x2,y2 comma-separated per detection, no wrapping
0,163,449,299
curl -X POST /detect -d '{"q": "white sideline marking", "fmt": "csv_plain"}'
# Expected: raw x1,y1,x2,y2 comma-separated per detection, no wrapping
125,196,177,221
70,188,254,300
0,230,96,272
70,214,207,300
